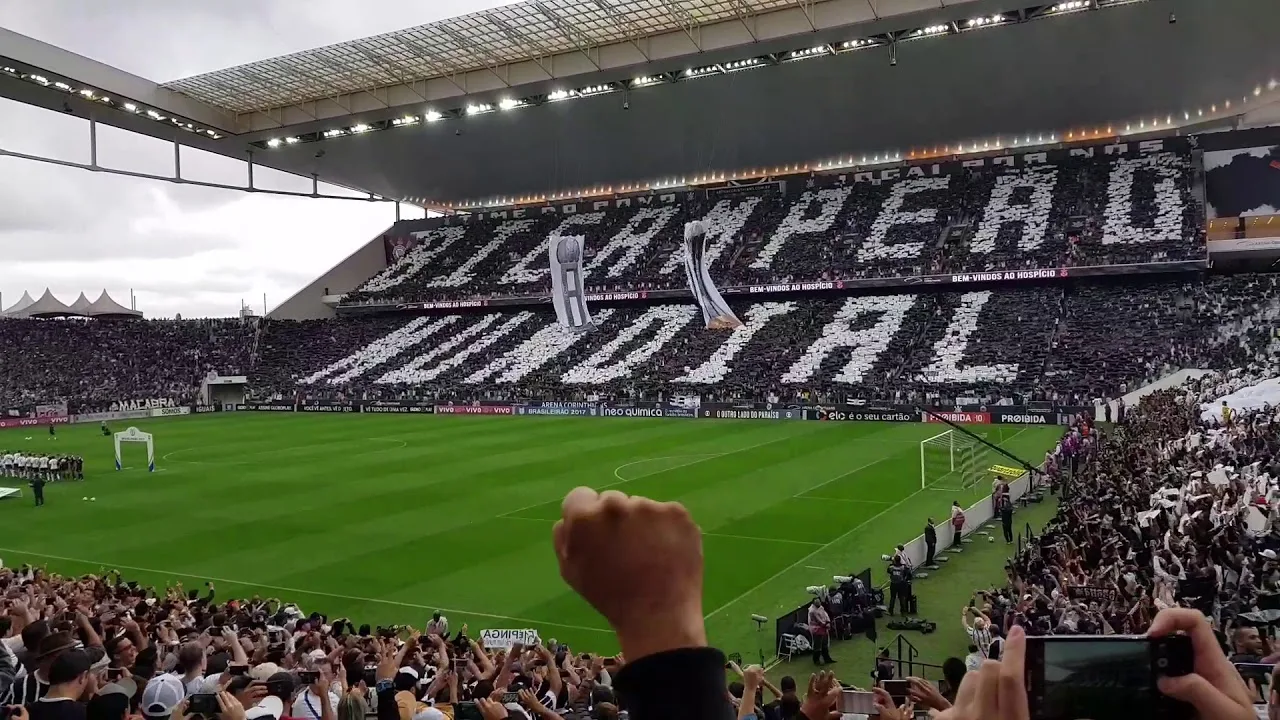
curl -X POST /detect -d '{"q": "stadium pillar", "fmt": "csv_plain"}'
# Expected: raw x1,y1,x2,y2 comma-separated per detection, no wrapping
395,202,401,221
88,117,98,168
247,151,255,190
173,140,182,179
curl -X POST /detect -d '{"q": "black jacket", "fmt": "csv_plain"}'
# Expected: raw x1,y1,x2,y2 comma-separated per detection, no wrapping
924,524,937,545
615,648,733,720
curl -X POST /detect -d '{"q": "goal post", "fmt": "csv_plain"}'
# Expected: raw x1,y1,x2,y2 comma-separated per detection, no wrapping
114,427,155,472
920,430,982,490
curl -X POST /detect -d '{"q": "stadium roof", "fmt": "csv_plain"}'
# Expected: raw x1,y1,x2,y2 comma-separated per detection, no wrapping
1,0,1278,206
162,0,975,116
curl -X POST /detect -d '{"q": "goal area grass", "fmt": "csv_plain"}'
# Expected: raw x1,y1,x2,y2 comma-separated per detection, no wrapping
0,413,1060,664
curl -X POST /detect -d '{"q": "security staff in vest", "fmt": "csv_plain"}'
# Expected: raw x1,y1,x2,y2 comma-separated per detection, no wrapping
31,475,46,507
887,555,913,615
924,519,938,566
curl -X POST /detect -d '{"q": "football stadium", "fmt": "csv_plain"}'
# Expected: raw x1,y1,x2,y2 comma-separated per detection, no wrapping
3,0,1280,717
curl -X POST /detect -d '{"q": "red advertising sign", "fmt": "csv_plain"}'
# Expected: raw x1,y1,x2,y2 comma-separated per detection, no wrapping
923,411,991,425
0,415,69,430
434,405,514,415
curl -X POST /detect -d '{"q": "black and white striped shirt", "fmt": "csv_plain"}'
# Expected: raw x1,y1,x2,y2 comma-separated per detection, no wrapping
6,668,50,707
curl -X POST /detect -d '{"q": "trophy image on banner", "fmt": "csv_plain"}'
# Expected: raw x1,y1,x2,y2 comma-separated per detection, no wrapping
548,235,596,333
683,220,743,329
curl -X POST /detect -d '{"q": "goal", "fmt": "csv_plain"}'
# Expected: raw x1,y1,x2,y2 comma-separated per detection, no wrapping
920,430,985,490
114,426,156,472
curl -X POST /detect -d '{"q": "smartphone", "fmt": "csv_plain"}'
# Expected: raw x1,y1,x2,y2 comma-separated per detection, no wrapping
188,693,220,716
882,679,910,705
452,657,468,672
501,692,520,704
1025,635,1193,720
107,667,125,681
298,671,320,684
453,703,484,720
839,690,877,715
228,665,249,677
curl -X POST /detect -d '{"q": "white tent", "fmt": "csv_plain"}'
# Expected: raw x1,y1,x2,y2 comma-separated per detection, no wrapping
1,291,35,317
20,289,75,318
85,291,142,318
67,292,93,316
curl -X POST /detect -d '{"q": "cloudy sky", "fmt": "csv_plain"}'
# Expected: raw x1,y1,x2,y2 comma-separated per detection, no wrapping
0,0,517,318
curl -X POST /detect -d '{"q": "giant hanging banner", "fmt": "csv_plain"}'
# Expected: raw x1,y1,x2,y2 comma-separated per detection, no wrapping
682,220,743,329
548,235,596,333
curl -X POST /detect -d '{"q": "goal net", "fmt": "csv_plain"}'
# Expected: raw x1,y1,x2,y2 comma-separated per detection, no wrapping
920,430,985,491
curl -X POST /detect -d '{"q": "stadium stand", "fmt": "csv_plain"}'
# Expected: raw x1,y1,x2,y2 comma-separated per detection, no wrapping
340,149,1203,307
1,161,1275,720
0,319,255,412
248,277,1276,408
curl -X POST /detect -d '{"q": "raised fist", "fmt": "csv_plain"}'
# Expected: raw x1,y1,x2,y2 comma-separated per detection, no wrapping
553,488,706,661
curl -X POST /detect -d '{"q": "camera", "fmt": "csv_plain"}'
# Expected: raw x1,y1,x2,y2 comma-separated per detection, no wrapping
1025,635,1193,720
188,694,220,716
1168,12,1176,23
622,101,630,111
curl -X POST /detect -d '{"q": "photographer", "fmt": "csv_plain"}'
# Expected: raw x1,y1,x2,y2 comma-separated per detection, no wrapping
886,557,912,616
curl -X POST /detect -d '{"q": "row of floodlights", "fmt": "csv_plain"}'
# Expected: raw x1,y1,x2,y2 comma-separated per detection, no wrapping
0,66,223,140
436,70,1280,211
256,0,1135,152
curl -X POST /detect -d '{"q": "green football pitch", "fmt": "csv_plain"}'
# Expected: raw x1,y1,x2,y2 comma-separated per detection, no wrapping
0,414,1059,662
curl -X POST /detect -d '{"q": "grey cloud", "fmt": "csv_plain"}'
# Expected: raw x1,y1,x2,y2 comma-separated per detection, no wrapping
0,0,497,317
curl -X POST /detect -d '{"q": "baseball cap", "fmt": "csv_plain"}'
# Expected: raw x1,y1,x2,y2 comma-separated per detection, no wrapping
141,674,186,718
1261,549,1277,560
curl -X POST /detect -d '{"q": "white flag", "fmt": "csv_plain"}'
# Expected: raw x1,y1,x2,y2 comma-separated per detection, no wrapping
548,235,595,333
682,220,742,329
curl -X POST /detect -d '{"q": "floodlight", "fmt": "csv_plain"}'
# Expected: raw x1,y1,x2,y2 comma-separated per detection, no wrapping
425,110,444,122
124,103,137,112
351,123,371,133
498,98,520,110
267,138,282,148
547,90,570,101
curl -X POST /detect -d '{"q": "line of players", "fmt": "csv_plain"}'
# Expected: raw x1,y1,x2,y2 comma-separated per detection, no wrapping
0,452,84,481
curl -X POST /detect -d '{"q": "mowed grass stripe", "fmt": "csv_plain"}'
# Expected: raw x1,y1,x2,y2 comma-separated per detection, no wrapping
0,416,1063,657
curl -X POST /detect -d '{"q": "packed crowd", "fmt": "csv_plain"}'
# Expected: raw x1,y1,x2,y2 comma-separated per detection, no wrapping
0,319,256,414
1,274,1277,416
256,276,1280,409
947,366,1280,711
0,564,646,720
341,150,1203,307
